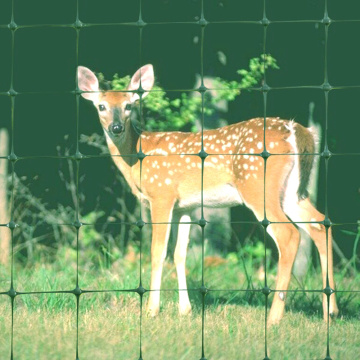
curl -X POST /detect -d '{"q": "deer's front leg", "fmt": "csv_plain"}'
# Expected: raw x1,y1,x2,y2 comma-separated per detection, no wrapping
147,201,174,317
174,214,192,315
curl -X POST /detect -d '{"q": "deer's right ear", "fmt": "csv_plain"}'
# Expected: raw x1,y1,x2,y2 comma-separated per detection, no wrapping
77,66,99,102
128,64,155,103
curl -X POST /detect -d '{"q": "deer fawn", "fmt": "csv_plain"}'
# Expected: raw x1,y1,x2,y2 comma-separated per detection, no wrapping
77,64,338,325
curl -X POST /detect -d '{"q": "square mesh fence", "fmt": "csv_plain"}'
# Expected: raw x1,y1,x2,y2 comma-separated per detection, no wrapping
0,0,359,359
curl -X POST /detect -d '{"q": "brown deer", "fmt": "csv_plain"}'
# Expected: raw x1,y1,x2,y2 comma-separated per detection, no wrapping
77,64,338,325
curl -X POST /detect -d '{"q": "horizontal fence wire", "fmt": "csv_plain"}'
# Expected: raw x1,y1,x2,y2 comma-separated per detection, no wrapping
0,0,358,359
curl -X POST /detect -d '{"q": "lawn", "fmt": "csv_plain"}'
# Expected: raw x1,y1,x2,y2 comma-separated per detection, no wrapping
0,245,359,359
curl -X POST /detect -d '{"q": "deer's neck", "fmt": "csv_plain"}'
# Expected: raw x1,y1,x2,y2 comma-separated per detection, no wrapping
104,120,144,197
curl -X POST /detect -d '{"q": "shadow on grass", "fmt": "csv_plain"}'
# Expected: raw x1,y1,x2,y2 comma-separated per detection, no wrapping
186,279,360,321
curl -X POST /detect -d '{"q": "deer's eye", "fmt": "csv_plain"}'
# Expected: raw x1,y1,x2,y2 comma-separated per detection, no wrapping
125,103,132,111
98,104,106,111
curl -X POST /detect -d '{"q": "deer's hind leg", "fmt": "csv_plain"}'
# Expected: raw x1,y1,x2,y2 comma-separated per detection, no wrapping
265,209,301,325
285,198,339,320
239,197,301,325
235,155,301,325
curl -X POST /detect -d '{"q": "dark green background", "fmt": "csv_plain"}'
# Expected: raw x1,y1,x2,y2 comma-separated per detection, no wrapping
0,0,359,258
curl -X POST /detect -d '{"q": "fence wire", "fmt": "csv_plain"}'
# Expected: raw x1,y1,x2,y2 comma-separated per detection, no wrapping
0,0,359,359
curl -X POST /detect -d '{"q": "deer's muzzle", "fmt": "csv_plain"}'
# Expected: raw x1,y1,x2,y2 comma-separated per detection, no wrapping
109,122,124,135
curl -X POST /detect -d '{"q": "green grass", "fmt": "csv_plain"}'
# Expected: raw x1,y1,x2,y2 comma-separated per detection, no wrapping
0,245,359,359
1,296,359,360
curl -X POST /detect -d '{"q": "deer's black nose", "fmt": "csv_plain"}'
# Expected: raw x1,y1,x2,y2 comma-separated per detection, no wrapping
109,122,124,135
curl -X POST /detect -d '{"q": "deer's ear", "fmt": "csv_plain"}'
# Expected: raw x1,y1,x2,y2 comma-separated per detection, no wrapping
77,66,100,102
128,64,154,103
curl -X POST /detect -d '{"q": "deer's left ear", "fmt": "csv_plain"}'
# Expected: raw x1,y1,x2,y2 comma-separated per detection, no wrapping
77,66,100,102
128,64,154,103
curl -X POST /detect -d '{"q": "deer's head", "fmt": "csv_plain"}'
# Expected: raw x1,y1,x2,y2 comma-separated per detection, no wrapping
77,64,154,137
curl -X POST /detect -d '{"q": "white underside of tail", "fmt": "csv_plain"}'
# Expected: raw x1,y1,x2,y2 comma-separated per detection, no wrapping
280,123,320,257
282,121,301,221
268,121,303,259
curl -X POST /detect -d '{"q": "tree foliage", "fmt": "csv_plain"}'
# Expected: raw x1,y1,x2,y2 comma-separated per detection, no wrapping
99,54,279,132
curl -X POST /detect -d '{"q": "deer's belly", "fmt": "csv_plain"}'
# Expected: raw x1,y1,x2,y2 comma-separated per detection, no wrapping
177,183,243,209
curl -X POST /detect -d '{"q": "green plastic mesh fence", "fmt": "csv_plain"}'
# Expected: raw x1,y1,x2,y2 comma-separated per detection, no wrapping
0,0,359,359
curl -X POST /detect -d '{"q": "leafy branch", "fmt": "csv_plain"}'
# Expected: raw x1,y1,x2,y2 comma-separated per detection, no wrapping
98,54,279,132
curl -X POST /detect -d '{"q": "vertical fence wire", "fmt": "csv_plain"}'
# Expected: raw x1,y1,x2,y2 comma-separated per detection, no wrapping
0,0,356,359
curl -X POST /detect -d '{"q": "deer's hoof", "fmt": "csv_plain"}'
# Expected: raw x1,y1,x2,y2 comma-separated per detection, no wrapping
146,306,160,317
179,303,192,316
329,309,339,321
